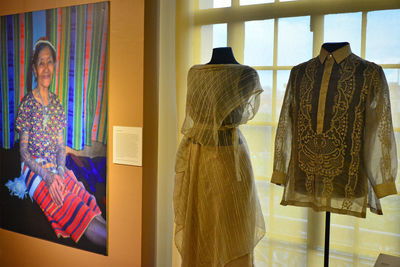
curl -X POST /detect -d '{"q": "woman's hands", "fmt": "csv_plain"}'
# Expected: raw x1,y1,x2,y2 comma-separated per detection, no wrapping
20,131,66,206
46,174,65,206
65,168,85,189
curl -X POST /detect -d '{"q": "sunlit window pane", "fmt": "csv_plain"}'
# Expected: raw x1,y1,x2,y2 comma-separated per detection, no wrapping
253,181,271,266
201,24,227,63
276,70,290,121
385,69,400,128
396,133,400,190
252,71,273,123
200,0,231,9
324,12,362,56
392,69,400,188
213,24,228,47
272,186,308,239
256,180,271,218
358,196,400,256
331,214,356,248
366,9,400,64
256,239,307,266
244,19,274,66
278,16,313,66
240,0,274,5
240,125,272,178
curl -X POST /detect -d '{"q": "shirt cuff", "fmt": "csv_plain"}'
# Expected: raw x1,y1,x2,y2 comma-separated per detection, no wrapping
271,170,285,185
373,181,398,199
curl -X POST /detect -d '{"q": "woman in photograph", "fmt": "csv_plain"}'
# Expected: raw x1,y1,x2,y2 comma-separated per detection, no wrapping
15,37,107,247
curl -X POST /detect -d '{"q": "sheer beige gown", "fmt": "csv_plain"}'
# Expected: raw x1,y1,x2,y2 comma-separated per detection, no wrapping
174,64,266,267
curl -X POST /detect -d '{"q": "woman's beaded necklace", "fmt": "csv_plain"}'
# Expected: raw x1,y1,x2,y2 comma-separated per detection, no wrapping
37,88,49,129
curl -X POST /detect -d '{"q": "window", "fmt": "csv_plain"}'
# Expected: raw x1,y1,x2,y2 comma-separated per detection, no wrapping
183,1,400,266
201,23,228,62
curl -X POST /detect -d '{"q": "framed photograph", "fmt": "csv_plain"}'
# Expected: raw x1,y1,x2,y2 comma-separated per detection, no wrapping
0,1,109,255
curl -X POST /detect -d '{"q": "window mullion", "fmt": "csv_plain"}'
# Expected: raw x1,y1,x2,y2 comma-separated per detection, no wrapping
194,25,202,64
232,0,240,8
361,11,367,59
269,18,279,267
272,18,278,122
265,18,280,267
311,14,324,57
194,0,200,11
380,64,400,68
253,66,295,71
306,14,327,267
227,21,245,63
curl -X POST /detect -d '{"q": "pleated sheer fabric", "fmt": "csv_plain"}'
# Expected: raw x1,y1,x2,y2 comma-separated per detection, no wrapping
174,64,265,267
272,44,398,218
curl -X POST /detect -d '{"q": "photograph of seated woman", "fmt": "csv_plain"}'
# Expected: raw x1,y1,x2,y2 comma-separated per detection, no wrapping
15,38,107,248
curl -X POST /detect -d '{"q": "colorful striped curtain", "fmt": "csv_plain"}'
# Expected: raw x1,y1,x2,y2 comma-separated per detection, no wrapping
0,2,108,150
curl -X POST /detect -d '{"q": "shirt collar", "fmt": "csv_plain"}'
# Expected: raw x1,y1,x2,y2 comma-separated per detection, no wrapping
319,43,352,64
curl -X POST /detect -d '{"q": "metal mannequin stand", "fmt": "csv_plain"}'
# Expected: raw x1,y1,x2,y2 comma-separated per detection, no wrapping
324,212,331,267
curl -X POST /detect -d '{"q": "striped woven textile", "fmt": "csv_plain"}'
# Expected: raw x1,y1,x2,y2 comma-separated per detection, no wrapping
0,2,108,150
21,159,101,242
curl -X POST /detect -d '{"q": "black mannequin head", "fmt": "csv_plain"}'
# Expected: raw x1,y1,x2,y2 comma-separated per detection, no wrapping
207,47,239,64
322,42,349,53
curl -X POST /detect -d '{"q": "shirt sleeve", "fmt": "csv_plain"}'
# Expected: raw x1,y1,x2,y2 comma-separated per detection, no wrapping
15,99,31,134
271,68,294,185
364,66,398,198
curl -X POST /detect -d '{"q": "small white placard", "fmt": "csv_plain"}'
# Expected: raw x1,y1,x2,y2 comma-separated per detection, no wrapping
113,126,142,166
374,253,400,267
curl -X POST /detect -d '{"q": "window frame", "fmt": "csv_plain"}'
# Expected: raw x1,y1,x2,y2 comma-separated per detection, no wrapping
182,0,400,265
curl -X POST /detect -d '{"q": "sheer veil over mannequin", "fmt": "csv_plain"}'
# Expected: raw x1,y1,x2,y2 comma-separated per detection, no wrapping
174,47,265,267
211,48,256,267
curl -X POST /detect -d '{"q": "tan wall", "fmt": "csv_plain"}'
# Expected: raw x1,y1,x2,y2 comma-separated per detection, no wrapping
0,0,146,266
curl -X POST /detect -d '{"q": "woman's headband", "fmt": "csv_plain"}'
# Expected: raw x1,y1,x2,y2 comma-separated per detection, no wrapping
33,37,56,54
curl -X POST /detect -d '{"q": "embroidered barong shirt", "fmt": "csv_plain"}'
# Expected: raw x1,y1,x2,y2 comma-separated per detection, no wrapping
272,44,398,218
174,64,266,267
